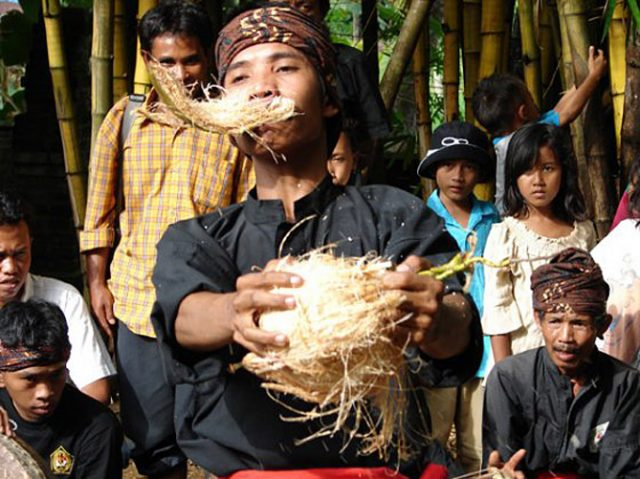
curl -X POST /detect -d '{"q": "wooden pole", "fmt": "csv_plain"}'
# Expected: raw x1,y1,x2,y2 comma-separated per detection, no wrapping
518,0,542,106
462,0,481,122
113,0,128,102
42,0,86,230
133,0,158,94
380,0,432,110
608,0,627,182
91,0,114,152
443,0,460,121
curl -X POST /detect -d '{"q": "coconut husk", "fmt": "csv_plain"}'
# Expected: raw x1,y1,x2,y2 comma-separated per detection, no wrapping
0,433,50,478
143,59,297,136
241,252,411,460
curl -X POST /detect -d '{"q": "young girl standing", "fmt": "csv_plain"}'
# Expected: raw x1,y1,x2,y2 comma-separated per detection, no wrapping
482,123,596,369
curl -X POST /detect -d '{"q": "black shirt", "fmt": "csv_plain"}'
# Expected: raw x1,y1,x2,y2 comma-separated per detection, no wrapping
484,347,640,478
151,177,482,477
0,385,122,479
335,44,390,140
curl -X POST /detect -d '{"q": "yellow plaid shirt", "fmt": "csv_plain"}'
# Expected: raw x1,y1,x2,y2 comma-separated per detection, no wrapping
80,92,254,337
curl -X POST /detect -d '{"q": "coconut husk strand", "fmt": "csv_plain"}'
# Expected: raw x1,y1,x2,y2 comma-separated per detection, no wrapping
241,252,410,460
143,59,297,136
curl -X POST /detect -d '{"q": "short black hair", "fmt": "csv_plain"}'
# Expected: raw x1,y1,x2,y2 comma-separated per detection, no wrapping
0,190,27,227
472,73,530,137
139,0,213,53
0,300,70,358
504,123,587,223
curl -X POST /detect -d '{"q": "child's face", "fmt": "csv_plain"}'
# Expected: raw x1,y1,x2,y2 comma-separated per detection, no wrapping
517,145,562,212
327,133,356,185
435,159,479,203
0,361,67,422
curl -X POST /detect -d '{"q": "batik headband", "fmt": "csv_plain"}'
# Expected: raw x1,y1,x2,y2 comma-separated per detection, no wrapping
0,342,70,372
531,247,609,319
215,5,337,102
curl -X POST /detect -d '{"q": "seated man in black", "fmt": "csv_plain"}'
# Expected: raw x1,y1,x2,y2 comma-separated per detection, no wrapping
151,4,523,479
484,248,640,478
0,300,122,478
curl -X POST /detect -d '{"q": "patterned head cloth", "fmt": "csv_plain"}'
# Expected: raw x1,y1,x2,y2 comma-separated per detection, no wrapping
0,342,70,372
215,5,338,102
531,248,610,319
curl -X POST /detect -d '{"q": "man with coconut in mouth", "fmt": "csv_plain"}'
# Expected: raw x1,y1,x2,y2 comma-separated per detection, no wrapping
151,4,524,478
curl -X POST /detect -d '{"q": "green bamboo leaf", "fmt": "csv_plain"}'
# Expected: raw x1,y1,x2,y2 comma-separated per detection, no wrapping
629,0,640,31
600,0,617,43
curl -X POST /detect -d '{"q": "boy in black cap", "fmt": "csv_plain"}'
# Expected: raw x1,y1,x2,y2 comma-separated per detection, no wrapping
418,121,500,473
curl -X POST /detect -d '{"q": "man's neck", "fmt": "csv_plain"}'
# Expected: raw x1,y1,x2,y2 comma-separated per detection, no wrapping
253,156,329,222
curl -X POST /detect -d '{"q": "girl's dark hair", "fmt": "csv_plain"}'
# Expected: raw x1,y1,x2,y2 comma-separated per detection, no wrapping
504,123,587,222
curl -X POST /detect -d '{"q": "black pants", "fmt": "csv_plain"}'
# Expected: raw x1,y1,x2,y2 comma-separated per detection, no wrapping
116,321,186,475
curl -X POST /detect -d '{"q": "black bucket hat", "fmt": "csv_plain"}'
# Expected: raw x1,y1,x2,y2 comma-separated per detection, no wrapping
417,121,492,182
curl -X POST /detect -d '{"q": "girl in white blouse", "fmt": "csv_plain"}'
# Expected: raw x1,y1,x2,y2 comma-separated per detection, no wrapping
482,124,596,372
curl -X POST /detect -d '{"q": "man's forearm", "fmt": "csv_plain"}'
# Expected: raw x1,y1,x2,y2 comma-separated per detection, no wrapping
175,291,237,352
85,248,110,287
420,292,472,359
555,72,601,125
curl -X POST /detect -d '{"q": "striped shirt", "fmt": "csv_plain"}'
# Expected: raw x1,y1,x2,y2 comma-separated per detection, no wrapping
80,92,253,337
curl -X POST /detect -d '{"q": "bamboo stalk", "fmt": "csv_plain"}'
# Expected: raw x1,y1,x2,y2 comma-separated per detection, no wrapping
621,30,640,189
537,0,555,105
113,0,128,101
558,0,615,235
412,24,434,198
478,0,505,79
443,0,460,121
546,0,565,90
518,0,542,106
380,0,432,110
462,0,481,122
501,0,515,72
42,0,86,230
91,0,114,152
608,0,626,172
133,0,158,95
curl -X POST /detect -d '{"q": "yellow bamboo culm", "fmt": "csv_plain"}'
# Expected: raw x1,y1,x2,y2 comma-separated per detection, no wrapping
608,0,627,163
113,0,128,101
518,0,542,107
536,0,555,103
478,0,505,79
462,0,481,122
474,0,505,201
443,0,460,121
91,0,114,152
412,26,435,198
133,0,158,95
42,0,86,230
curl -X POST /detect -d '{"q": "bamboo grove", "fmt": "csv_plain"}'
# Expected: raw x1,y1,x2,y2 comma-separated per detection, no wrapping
23,0,640,238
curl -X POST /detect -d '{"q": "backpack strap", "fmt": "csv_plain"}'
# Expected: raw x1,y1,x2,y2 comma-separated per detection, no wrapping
115,94,145,236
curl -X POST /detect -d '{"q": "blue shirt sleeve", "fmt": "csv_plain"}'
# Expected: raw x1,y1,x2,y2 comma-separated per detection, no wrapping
539,109,560,126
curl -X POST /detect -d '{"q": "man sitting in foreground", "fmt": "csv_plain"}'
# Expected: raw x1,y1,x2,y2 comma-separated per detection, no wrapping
484,248,640,478
0,300,122,478
151,4,524,478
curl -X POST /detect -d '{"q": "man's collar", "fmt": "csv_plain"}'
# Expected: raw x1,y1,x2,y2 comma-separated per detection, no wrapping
244,175,342,225
18,273,34,302
541,346,603,389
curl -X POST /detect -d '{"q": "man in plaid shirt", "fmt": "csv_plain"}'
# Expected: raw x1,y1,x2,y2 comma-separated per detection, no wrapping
79,2,252,478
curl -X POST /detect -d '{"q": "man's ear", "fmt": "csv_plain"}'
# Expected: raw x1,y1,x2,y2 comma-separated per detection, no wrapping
533,310,543,328
597,314,613,339
516,103,527,123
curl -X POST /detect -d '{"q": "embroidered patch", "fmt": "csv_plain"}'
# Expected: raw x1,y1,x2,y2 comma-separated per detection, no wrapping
50,445,74,475
589,421,609,453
